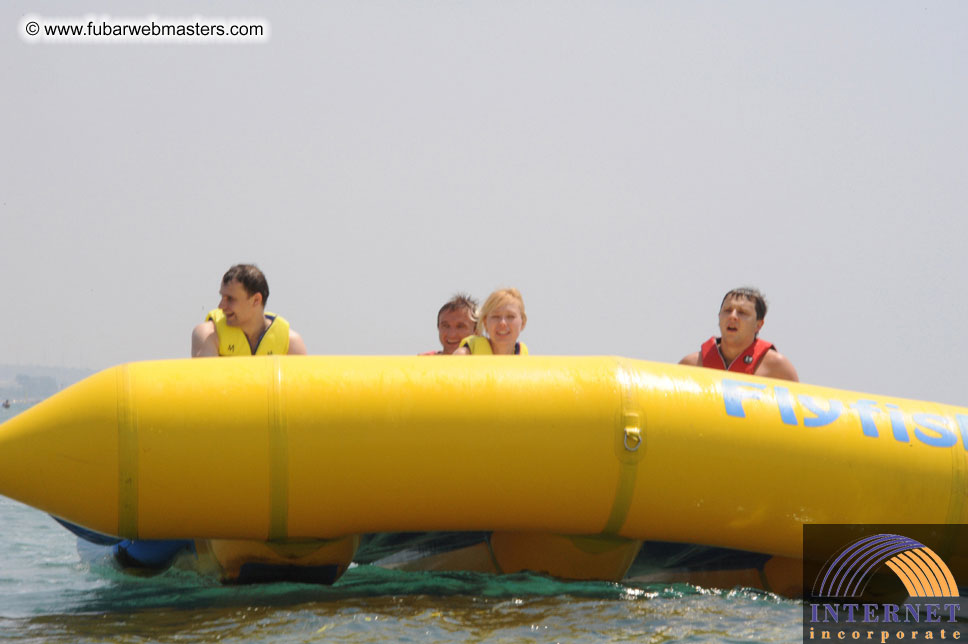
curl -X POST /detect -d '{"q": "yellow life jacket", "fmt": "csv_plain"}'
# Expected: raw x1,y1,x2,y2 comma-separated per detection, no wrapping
459,335,529,355
206,309,290,356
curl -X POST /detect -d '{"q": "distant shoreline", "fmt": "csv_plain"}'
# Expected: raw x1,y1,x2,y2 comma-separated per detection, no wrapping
0,365,94,403
0,364,94,382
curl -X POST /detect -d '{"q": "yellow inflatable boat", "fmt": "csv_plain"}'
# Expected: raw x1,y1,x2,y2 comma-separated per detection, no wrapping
0,356,965,590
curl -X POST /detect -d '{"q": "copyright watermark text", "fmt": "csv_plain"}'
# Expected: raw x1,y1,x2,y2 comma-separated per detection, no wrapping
20,14,270,44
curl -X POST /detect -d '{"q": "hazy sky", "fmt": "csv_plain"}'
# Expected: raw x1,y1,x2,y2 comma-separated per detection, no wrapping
3,2,966,405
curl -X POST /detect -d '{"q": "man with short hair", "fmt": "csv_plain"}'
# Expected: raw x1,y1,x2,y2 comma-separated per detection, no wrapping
420,293,478,355
192,264,306,357
112,264,307,573
679,287,798,381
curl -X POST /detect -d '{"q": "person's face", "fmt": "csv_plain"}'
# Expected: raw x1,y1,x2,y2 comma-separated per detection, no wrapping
483,302,525,352
718,296,763,346
438,308,476,354
218,280,261,327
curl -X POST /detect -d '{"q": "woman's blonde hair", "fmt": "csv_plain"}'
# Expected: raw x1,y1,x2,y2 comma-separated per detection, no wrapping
476,288,526,336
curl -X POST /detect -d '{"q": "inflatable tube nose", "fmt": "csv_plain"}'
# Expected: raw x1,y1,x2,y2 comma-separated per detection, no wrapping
0,367,122,537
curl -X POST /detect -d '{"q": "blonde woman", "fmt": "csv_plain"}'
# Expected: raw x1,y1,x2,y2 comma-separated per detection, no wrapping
453,288,529,355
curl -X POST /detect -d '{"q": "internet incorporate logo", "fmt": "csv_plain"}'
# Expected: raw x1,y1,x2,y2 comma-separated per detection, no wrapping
815,534,959,599
805,531,964,643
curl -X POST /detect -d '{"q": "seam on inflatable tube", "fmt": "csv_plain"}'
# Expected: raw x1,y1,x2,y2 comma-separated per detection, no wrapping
267,357,289,541
945,433,968,523
117,364,139,539
603,359,642,535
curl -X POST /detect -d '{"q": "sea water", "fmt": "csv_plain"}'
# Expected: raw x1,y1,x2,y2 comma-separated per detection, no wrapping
0,402,801,643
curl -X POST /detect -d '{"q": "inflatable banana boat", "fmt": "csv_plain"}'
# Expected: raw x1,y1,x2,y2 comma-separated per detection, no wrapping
0,356,965,592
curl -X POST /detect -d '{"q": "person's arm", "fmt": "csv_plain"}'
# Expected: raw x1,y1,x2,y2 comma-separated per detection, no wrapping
453,335,477,355
287,330,307,355
678,351,702,367
191,321,219,357
756,351,799,382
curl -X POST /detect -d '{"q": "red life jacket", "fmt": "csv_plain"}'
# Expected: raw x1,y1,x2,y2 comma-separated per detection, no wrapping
700,336,775,374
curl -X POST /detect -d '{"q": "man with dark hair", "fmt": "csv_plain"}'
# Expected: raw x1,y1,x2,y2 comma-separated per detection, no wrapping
679,287,798,381
112,265,314,579
420,293,478,355
192,264,307,357
188,264,331,583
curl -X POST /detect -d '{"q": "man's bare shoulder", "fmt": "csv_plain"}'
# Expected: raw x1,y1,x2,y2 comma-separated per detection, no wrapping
756,350,799,382
678,351,702,367
288,329,308,355
191,320,219,357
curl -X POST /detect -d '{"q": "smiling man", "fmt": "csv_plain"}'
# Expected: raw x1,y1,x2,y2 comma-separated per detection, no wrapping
112,264,307,577
421,294,479,355
679,287,798,381
192,264,307,357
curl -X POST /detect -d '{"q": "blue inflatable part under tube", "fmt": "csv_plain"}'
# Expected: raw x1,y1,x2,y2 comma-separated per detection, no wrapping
113,539,196,570
53,517,194,570
52,516,123,547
